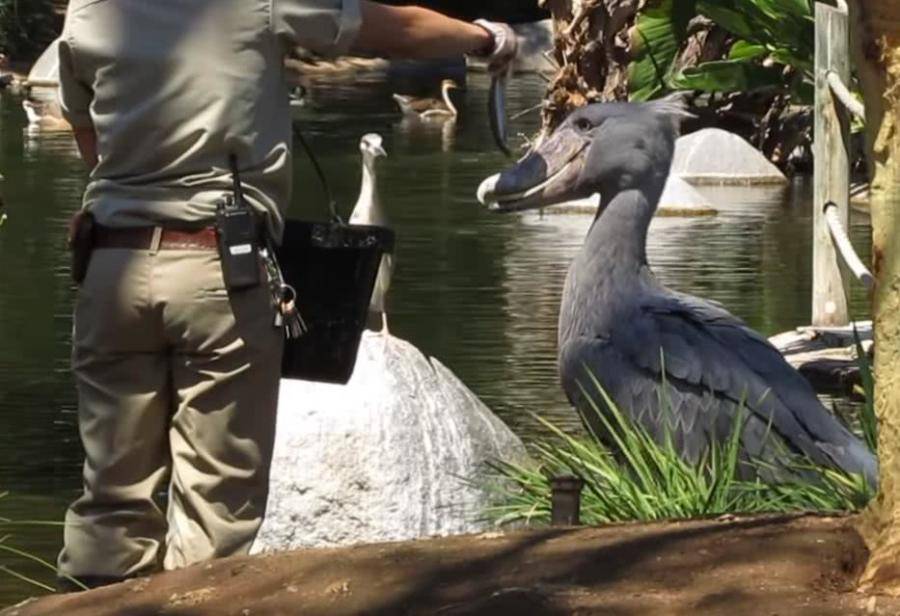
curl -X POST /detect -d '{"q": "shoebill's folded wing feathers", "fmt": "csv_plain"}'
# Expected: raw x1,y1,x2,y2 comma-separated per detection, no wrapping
654,291,877,482
561,290,876,482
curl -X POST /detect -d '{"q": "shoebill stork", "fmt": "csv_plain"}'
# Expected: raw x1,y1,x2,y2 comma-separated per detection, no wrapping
392,79,459,121
477,101,877,485
349,133,393,335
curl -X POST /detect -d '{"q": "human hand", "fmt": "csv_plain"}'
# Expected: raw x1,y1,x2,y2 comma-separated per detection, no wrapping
473,20,518,75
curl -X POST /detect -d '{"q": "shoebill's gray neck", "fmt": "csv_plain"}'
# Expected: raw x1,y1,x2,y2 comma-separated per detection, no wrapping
560,183,664,344
582,180,664,278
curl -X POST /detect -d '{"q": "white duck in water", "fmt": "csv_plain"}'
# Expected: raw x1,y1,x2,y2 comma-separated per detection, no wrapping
22,99,71,131
349,133,393,335
392,79,459,121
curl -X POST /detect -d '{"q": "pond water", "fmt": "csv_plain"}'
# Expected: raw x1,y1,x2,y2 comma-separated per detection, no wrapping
0,72,872,604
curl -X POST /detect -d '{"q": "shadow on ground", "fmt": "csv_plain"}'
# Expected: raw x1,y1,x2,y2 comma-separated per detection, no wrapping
3,514,896,616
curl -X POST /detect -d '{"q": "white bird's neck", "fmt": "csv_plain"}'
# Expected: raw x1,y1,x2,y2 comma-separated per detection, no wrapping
441,84,458,117
353,154,380,215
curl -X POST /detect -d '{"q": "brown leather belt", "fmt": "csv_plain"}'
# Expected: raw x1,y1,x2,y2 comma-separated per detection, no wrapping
93,225,219,251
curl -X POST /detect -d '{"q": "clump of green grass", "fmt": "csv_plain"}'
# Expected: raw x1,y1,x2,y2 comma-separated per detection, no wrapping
483,374,874,527
0,491,86,593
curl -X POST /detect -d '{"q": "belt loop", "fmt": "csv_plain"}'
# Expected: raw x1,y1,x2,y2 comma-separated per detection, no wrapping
149,226,163,254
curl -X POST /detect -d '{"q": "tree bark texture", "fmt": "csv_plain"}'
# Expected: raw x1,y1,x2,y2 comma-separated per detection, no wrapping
850,0,900,594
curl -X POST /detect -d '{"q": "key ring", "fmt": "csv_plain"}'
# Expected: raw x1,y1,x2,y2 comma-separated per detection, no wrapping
280,283,297,304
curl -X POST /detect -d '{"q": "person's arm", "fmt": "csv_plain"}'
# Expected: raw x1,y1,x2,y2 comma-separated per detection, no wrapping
353,2,492,59
73,126,98,170
58,35,97,170
274,1,515,69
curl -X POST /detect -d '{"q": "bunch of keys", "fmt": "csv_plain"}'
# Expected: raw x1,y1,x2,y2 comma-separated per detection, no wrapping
261,247,307,340
275,283,307,339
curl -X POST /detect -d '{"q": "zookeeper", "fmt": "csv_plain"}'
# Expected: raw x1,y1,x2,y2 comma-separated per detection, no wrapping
56,0,516,590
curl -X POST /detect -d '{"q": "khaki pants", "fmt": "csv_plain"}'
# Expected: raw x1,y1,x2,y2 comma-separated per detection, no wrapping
58,247,283,579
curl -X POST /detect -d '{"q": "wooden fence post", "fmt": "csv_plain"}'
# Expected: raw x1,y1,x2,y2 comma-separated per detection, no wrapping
813,2,852,327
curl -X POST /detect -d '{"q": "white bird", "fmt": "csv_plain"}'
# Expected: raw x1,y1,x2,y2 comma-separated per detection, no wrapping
349,133,393,336
392,79,459,121
22,99,71,131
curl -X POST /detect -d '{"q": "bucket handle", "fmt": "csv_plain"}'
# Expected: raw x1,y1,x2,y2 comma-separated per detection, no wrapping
293,125,344,225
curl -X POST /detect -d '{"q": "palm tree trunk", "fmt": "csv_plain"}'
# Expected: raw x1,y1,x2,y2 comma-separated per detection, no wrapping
850,0,900,594
539,0,639,132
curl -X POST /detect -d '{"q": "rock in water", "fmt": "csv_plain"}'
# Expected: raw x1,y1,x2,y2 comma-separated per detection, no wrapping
252,331,529,553
544,174,716,216
671,128,788,185
657,176,715,215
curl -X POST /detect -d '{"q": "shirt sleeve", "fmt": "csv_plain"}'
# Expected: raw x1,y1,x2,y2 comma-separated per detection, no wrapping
57,36,94,128
272,0,362,57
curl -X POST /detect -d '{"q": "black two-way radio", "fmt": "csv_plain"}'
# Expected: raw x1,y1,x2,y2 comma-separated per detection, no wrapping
216,154,261,290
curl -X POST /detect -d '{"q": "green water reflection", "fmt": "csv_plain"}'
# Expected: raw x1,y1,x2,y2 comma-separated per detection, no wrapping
0,73,872,605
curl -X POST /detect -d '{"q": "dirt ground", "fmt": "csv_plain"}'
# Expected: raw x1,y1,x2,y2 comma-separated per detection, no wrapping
3,514,899,616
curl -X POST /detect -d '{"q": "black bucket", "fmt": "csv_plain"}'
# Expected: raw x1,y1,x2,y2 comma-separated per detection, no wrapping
276,219,394,384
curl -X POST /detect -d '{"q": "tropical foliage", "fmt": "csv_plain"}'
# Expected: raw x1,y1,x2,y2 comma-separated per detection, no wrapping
627,0,815,165
629,0,813,102
541,0,819,166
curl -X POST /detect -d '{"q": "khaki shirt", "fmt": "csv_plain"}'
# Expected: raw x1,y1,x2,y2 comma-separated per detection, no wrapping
58,0,361,240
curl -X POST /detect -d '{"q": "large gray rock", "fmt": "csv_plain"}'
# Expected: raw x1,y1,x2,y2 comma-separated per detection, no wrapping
252,331,529,553
657,175,716,215
671,128,788,185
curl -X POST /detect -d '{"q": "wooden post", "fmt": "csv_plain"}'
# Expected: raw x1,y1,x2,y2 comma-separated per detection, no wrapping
813,3,852,326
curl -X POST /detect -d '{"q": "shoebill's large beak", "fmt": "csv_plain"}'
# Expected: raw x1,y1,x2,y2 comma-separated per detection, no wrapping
478,125,589,212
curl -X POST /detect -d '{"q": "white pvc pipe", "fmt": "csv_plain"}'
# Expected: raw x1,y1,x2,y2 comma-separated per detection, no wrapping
826,71,866,120
823,202,875,290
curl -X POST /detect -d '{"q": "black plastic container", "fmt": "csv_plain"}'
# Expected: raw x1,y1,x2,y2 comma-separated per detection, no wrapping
550,475,584,526
276,219,394,384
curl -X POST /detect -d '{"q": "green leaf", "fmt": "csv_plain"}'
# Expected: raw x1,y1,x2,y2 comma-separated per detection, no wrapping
671,59,785,93
728,41,767,61
628,0,697,101
770,47,812,75
698,0,812,60
697,4,757,41
755,0,811,20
